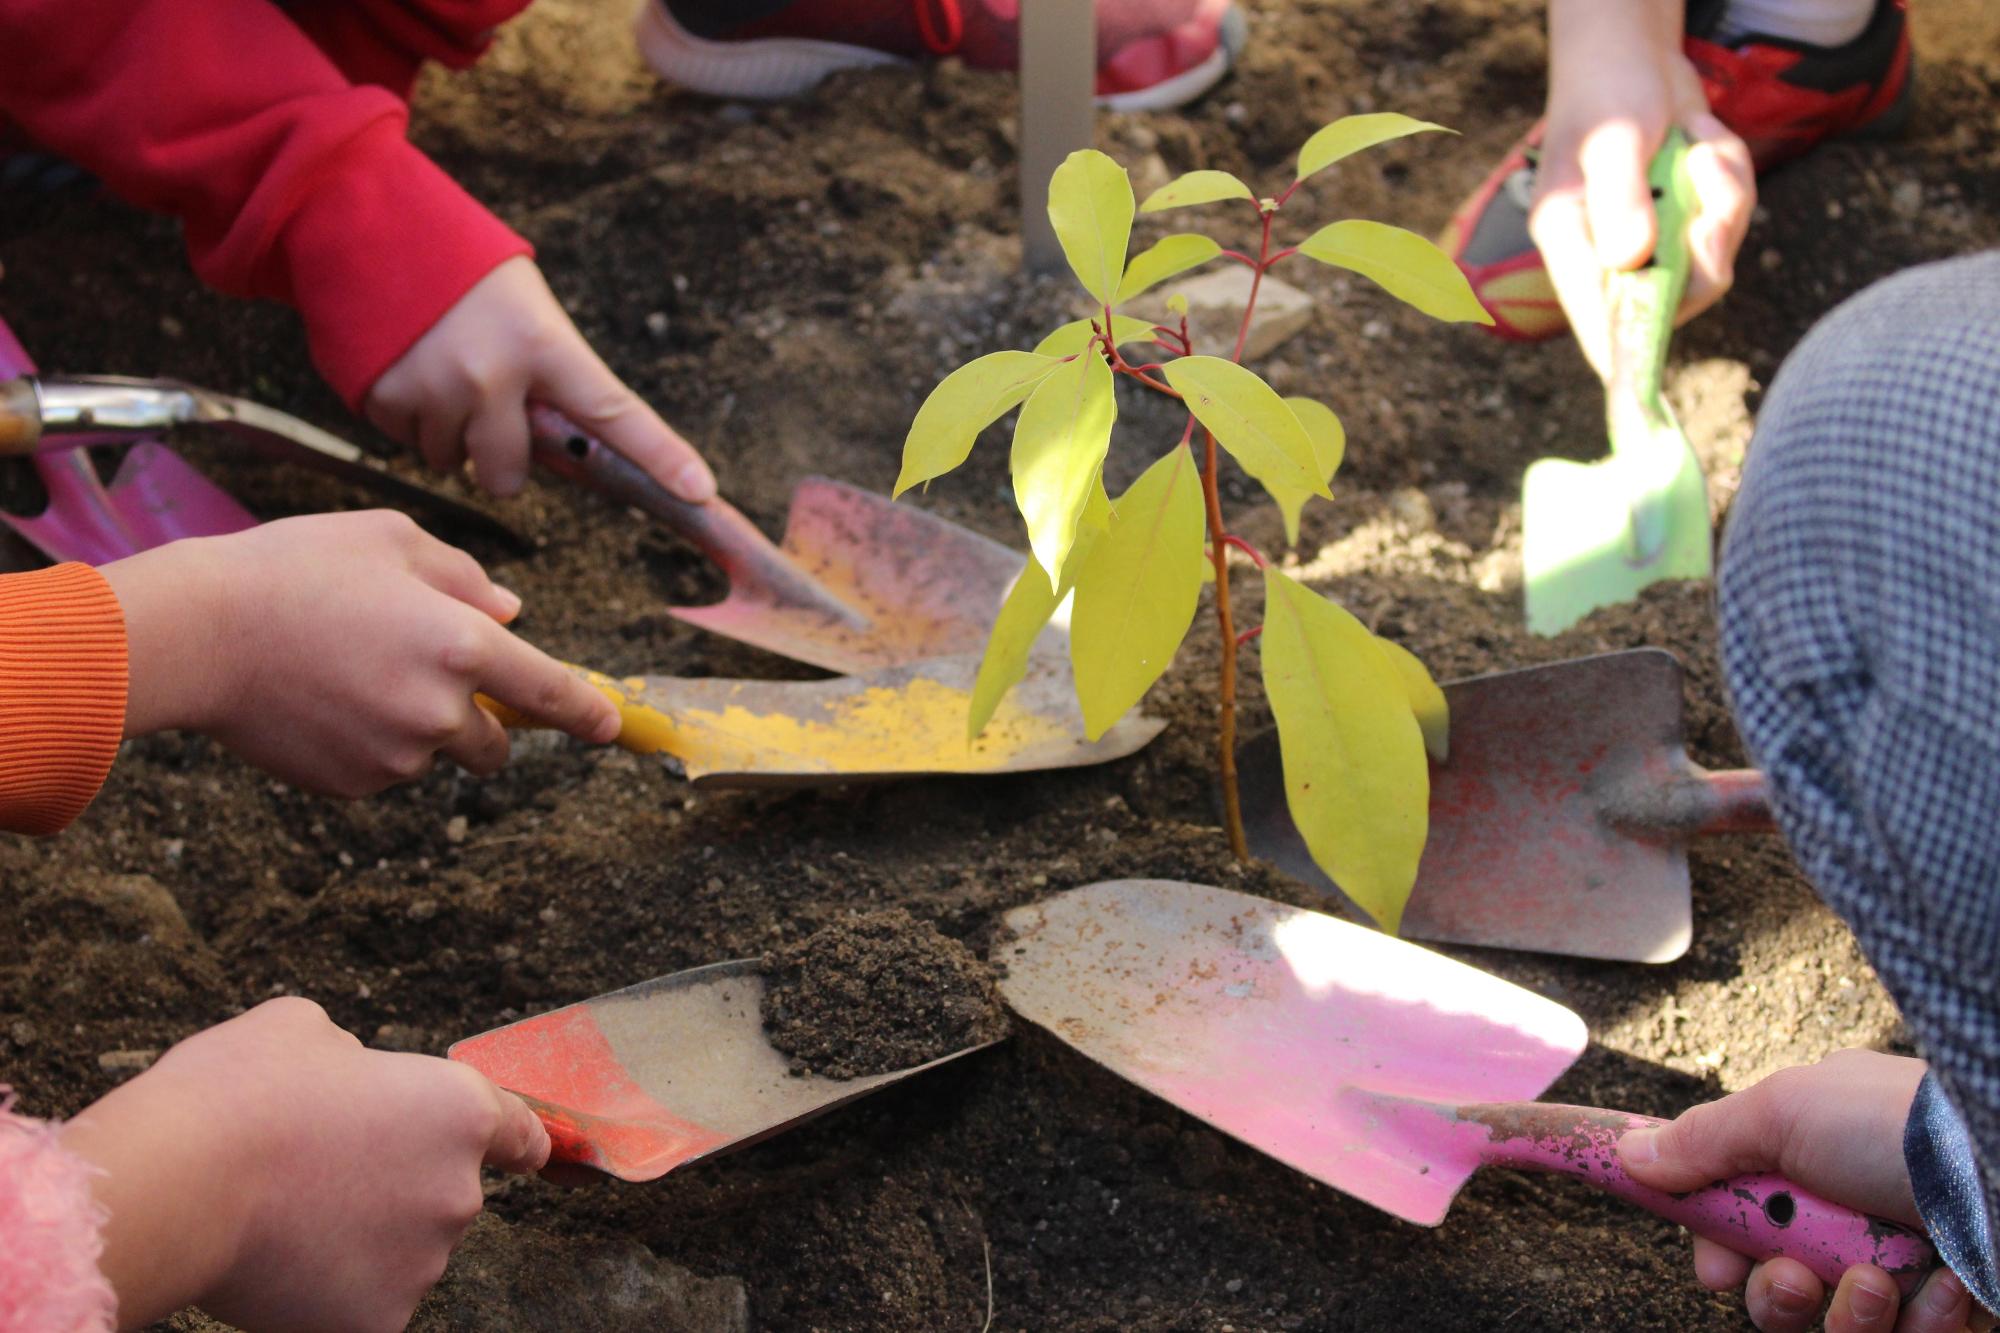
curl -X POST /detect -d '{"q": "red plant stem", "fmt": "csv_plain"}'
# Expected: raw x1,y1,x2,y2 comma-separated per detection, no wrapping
1231,210,1276,365
1235,624,1263,648
1198,424,1249,860
1221,534,1267,568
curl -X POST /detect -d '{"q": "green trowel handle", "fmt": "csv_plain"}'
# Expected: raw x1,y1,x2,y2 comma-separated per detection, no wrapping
1604,128,1696,440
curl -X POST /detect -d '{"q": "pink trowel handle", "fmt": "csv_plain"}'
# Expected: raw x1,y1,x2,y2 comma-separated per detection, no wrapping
1463,1102,1936,1293
527,406,862,625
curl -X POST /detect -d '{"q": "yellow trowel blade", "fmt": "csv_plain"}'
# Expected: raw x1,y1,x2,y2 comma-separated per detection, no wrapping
583,655,1164,788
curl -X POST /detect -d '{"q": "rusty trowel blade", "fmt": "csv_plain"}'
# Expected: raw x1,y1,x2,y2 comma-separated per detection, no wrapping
449,960,996,1182
1240,649,1698,963
672,472,1048,668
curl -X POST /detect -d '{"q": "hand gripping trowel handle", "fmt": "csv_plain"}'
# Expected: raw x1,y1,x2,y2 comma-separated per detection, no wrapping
527,405,863,624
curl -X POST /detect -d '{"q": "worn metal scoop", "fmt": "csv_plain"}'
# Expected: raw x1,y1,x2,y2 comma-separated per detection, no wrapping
1522,131,1712,636
0,373,526,550
1239,648,1771,962
450,960,998,1181
532,411,1046,675
489,653,1163,786
1000,881,1936,1293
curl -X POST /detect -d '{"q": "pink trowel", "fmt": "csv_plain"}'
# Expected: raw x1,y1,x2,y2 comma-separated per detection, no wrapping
0,318,255,563
999,881,1938,1293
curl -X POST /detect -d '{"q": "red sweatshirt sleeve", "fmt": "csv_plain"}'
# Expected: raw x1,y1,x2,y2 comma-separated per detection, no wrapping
0,564,128,837
0,0,533,409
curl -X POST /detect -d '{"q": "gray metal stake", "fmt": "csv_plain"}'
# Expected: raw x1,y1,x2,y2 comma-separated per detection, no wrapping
1018,0,1096,274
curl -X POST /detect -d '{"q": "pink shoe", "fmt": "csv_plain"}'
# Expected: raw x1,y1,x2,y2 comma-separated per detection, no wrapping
635,0,1246,111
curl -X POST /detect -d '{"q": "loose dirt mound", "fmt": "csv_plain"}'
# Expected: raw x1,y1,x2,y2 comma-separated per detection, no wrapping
761,908,1009,1079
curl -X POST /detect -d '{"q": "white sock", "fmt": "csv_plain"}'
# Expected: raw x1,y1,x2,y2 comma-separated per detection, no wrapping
1716,0,1873,46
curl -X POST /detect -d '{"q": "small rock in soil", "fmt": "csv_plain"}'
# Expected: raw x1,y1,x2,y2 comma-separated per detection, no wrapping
759,909,1009,1079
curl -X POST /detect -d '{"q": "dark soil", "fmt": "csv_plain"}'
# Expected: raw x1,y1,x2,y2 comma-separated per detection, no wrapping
4,1,1999,1330
761,908,1010,1079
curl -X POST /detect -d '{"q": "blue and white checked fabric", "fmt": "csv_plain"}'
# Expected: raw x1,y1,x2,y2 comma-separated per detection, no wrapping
1719,251,2000,1309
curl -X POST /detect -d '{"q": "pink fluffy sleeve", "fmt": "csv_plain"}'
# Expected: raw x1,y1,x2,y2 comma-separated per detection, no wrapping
0,1093,116,1333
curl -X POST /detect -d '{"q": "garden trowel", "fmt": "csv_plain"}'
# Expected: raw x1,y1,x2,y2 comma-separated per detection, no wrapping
532,410,1055,674
450,960,1000,1182
1522,130,1711,636
0,372,527,550
485,653,1164,786
1000,880,1936,1292
1237,648,1772,962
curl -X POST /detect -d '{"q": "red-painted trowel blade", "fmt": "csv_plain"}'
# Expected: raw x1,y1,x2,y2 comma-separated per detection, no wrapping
450,960,998,1182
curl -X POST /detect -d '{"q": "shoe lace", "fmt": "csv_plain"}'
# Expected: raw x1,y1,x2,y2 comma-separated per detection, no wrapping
914,0,964,55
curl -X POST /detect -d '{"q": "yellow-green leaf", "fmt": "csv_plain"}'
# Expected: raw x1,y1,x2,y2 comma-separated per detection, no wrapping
1077,471,1114,534
1162,356,1330,505
1259,567,1430,933
1295,112,1452,183
1033,315,1158,359
1166,293,1190,319
1048,149,1135,306
1297,220,1494,325
895,351,1062,496
1012,350,1117,585
1139,169,1255,213
1069,447,1206,739
1372,635,1449,762
1270,396,1346,545
968,563,1070,741
1114,233,1222,306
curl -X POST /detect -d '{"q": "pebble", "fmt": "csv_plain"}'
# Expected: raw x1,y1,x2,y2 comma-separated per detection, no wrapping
1891,178,1924,218
445,815,469,845
97,1049,158,1074
1225,1278,1245,1294
645,311,670,339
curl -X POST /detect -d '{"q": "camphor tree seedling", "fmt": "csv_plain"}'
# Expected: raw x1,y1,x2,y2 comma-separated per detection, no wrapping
896,115,1492,932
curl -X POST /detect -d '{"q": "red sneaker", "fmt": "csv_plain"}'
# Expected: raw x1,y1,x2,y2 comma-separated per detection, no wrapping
1441,0,1913,342
636,0,1246,111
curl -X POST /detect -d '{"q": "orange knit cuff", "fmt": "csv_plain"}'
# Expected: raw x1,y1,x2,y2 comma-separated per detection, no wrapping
0,564,129,836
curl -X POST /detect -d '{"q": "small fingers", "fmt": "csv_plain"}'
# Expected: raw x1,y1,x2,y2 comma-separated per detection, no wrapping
439,699,512,778
1896,1267,1976,1333
1576,116,1659,273
1528,185,1614,378
463,388,534,500
405,533,521,625
1746,1258,1827,1333
483,1088,553,1175
474,624,620,745
1691,1235,1754,1292
1826,1265,1903,1333
534,339,715,503
1677,111,1756,324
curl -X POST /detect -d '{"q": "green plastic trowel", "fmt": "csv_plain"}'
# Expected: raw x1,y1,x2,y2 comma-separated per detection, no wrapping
1523,130,1712,636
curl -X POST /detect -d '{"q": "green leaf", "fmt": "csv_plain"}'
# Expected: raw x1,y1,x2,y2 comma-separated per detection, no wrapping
1166,293,1190,319
1271,396,1346,546
1012,350,1117,585
968,473,1115,740
1297,220,1494,325
968,562,1070,741
1295,112,1452,183
1162,356,1330,505
1033,314,1158,359
1259,567,1430,933
1114,233,1223,306
1372,635,1449,762
1139,169,1255,213
1048,149,1135,306
895,351,1063,497
1069,447,1206,739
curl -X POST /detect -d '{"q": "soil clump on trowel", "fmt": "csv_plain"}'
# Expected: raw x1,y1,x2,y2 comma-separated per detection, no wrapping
760,909,1010,1079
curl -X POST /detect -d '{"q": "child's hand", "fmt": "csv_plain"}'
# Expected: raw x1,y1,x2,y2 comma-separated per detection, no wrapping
61,997,548,1332
362,256,717,501
1619,1051,1985,1333
1528,0,1756,376
102,509,620,796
